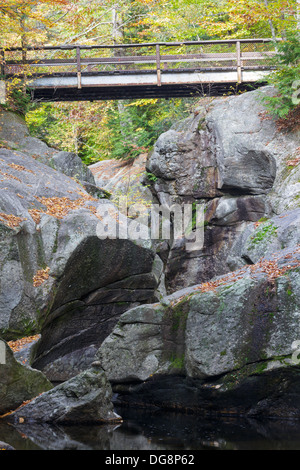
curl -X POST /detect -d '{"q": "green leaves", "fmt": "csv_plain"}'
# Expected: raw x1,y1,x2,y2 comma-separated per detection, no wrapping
105,98,190,161
262,31,300,120
276,32,300,66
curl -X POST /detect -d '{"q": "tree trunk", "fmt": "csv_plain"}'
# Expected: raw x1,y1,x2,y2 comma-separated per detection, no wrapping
20,17,28,92
262,0,277,42
112,6,124,48
112,5,130,136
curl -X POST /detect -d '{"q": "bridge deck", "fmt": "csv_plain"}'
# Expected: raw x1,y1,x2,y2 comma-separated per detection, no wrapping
0,39,278,101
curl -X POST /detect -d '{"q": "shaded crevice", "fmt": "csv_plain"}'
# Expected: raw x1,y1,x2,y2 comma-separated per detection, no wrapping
200,354,293,386
242,254,255,265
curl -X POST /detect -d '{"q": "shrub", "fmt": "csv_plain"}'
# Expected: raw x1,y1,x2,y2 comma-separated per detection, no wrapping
262,31,300,122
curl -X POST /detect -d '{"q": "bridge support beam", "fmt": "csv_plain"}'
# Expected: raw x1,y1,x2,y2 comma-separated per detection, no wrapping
28,69,270,90
30,81,268,102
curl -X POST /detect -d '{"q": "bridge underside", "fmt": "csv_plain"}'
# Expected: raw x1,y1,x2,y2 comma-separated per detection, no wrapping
31,81,267,101
28,69,270,101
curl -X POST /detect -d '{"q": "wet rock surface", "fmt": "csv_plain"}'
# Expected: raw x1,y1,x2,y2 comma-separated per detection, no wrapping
144,87,300,293
97,245,300,417
6,363,121,425
1,86,300,423
0,142,163,381
0,338,52,415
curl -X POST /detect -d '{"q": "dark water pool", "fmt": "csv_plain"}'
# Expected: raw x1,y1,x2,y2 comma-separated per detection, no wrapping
2,407,300,450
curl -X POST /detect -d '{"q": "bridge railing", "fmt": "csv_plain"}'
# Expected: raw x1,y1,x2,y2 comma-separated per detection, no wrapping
0,39,278,87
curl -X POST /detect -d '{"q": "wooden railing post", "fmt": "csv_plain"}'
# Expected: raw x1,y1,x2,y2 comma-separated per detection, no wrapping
236,40,242,84
156,44,161,86
76,46,82,89
0,49,5,77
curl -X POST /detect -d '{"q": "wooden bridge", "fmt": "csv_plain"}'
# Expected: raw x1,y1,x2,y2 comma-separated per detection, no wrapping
1,39,278,101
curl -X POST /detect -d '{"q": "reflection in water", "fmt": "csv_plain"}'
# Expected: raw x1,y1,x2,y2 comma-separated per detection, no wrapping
2,407,300,450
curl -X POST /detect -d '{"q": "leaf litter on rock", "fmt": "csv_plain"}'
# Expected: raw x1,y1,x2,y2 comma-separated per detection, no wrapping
170,246,300,307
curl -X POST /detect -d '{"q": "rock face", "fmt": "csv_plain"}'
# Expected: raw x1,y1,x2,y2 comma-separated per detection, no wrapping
32,235,164,382
0,338,52,415
227,208,300,271
93,97,300,417
0,441,15,450
146,112,221,205
6,363,121,425
0,110,98,193
97,242,300,418
1,86,300,421
94,92,300,418
145,87,300,293
0,146,98,337
89,154,153,208
50,151,106,198
0,143,164,381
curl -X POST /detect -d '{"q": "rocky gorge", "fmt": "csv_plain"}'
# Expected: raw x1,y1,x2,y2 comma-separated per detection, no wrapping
1,85,300,436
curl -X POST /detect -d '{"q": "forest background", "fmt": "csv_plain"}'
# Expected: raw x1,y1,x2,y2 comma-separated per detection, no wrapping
0,0,299,164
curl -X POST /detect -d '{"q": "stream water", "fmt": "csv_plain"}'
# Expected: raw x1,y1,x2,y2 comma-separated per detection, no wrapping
2,407,300,451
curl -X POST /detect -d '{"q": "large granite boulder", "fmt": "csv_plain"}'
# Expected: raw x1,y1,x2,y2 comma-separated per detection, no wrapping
5,362,121,425
147,110,221,205
0,110,56,160
227,208,300,270
0,441,15,450
0,338,52,415
0,146,99,338
145,87,300,293
0,146,164,381
97,244,300,418
0,109,97,192
89,153,153,208
205,91,277,195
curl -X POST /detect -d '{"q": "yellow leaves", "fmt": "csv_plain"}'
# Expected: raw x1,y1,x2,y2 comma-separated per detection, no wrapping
0,394,42,419
35,195,85,219
28,208,41,224
0,0,67,16
287,156,300,166
126,98,158,107
8,335,40,354
0,169,21,182
194,0,296,39
0,0,68,49
33,267,50,287
134,0,156,4
7,162,34,174
0,212,25,228
32,192,97,222
37,0,68,3
171,246,300,308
